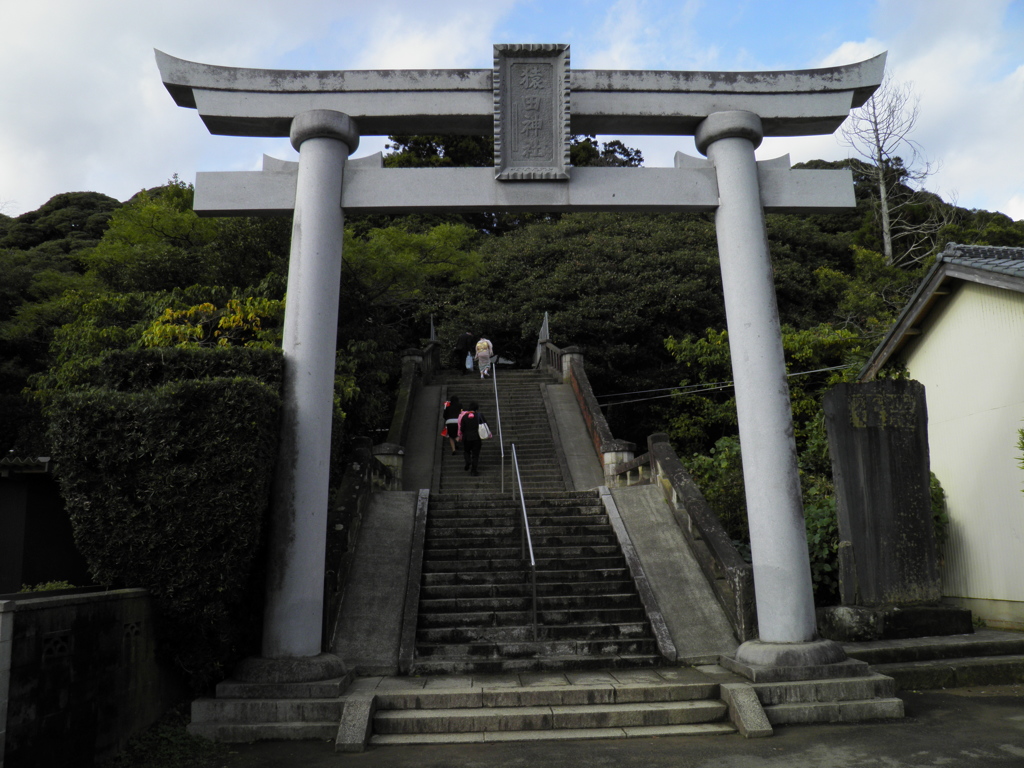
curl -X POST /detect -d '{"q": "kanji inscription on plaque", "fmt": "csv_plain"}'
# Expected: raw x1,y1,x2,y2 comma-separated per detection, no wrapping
493,44,570,181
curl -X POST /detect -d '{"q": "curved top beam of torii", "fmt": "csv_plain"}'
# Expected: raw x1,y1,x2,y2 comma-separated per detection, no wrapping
155,48,886,139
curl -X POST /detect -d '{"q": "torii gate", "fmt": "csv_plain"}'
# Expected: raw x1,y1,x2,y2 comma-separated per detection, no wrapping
157,44,885,677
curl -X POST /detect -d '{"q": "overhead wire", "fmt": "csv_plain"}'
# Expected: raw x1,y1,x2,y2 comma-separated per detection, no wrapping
596,364,855,408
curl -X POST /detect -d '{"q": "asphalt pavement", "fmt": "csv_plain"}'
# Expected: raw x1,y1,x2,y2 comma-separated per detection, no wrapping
222,684,1024,768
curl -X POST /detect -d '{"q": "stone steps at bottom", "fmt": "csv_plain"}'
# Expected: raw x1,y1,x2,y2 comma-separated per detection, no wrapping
370,722,735,745
366,682,735,745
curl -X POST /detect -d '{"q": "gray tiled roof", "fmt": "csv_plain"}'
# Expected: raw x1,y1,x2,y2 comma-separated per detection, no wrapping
859,242,1024,379
940,242,1024,278
0,456,50,467
0,456,52,474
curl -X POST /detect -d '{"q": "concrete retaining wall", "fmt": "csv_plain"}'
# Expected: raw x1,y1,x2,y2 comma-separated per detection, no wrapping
1,588,182,768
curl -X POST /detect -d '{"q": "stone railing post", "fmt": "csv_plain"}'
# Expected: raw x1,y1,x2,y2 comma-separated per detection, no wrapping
560,345,583,385
372,443,405,490
262,110,359,661
696,111,841,667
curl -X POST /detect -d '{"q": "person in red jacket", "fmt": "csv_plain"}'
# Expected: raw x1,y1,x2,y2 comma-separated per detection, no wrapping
442,394,462,455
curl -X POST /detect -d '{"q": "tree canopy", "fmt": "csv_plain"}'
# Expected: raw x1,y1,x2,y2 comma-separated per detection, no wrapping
4,133,1022,638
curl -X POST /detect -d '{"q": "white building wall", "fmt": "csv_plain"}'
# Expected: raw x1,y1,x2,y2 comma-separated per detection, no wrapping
901,281,1024,626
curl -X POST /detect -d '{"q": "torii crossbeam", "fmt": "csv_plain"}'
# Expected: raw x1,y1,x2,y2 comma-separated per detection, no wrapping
157,44,885,679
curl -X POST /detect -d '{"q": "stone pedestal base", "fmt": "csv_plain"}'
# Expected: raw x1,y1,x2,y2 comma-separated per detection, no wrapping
817,605,974,643
721,639,866,683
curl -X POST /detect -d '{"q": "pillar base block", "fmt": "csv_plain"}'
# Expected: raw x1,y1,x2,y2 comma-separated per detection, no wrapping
721,639,868,683
233,652,348,684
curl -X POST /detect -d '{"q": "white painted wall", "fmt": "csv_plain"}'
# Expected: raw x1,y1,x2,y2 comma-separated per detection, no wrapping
901,281,1024,627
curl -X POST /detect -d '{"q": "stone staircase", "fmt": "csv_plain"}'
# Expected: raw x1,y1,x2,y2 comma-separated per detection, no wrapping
411,491,664,674
437,369,567,494
406,369,671,675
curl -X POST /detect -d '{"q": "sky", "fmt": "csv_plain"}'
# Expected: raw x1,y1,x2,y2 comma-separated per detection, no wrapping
1,0,1022,220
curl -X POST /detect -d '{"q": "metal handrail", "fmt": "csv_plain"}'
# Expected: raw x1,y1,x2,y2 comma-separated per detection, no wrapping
511,443,538,641
490,359,506,493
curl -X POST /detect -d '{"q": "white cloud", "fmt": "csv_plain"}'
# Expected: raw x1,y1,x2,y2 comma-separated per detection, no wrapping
1005,195,1024,221
816,39,887,69
350,1,517,68
1,0,1020,219
873,0,1024,217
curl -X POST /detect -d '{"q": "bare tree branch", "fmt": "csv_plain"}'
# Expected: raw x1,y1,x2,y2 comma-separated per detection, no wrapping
841,74,944,267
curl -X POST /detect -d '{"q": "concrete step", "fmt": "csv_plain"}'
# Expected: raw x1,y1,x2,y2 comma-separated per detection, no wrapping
360,665,733,747
429,493,600,506
421,568,631,586
841,629,1024,690
369,722,735,745
843,629,1024,665
870,654,1024,690
422,556,627,572
425,531,618,545
373,699,728,734
190,697,345,724
419,607,648,628
408,653,663,675
421,579,637,598
751,673,897,705
427,516,605,529
430,509,605,519
427,525,613,539
371,680,718,710
214,677,350,699
425,545,623,560
189,720,339,742
420,592,643,613
762,697,905,726
188,696,345,743
417,622,651,644
429,506,606,518
415,637,660,660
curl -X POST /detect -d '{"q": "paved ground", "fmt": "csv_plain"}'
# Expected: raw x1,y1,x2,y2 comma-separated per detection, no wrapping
222,684,1024,768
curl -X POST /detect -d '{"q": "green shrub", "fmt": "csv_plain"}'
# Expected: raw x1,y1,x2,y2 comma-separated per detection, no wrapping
49,368,280,691
86,345,283,392
685,434,841,605
20,580,77,592
107,706,230,768
802,479,840,605
930,471,949,559
684,436,747,544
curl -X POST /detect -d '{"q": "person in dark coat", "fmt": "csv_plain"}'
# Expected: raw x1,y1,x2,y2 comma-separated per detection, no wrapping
454,331,474,375
457,401,488,476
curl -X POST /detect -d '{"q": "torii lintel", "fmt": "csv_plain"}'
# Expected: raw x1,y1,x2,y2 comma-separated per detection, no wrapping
155,47,886,139
192,152,857,216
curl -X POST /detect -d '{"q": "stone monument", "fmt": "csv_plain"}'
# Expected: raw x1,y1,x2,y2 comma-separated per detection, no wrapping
820,379,972,640
157,44,886,679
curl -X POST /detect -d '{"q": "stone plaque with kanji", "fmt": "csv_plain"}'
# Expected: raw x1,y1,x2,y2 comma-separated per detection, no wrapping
493,44,570,181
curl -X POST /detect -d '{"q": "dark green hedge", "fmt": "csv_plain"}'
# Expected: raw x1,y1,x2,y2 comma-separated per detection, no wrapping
49,368,281,690
85,346,284,392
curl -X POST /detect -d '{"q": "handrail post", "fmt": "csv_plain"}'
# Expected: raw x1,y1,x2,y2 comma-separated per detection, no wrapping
491,362,506,494
511,443,538,643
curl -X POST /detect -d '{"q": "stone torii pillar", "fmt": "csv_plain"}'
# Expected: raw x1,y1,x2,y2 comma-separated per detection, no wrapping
696,112,838,666
262,110,359,660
